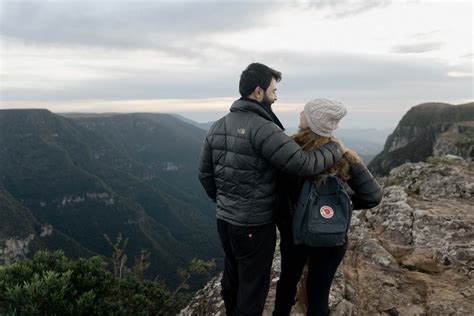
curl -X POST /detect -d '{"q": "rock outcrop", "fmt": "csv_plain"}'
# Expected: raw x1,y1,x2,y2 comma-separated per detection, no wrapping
433,122,474,159
339,157,473,315
181,156,473,315
369,102,474,176
0,235,35,265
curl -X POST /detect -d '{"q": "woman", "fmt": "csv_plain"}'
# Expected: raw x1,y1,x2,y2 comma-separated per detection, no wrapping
273,98,383,316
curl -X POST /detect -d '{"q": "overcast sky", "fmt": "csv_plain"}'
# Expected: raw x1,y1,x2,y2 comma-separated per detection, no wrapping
1,0,473,128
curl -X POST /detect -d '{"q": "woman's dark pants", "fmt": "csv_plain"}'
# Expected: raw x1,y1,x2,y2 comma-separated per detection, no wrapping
273,224,347,316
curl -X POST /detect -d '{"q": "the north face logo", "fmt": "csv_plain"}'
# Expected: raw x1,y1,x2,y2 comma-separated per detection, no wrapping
237,128,246,135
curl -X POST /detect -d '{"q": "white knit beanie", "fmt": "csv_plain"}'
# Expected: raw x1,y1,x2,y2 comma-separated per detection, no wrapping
303,98,347,136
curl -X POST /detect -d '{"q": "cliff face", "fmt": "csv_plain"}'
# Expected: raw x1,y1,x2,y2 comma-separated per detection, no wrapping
181,155,473,315
433,122,474,158
0,109,220,288
334,156,473,315
368,102,474,176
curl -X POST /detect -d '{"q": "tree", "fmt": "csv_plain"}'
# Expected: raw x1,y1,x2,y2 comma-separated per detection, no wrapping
103,233,128,279
173,258,216,297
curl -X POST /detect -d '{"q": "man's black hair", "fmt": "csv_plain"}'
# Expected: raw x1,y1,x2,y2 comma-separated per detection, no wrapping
239,63,282,97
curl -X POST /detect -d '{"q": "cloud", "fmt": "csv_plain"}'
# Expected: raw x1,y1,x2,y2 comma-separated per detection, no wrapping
2,49,472,105
392,41,444,54
0,0,393,55
1,0,471,117
411,30,441,40
0,0,274,54
298,0,392,18
460,53,474,59
447,71,473,78
263,52,473,102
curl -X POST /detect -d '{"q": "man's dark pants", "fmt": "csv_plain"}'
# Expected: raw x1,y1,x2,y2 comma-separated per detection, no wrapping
217,218,276,316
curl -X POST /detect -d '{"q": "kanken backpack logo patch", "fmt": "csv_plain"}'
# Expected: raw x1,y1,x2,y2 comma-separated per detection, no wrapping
320,206,334,219
292,173,353,247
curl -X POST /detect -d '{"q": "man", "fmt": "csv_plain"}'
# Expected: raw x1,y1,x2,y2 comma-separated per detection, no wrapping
198,63,344,315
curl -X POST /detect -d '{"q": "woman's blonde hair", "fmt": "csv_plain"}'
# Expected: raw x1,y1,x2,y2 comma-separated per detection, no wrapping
293,128,361,181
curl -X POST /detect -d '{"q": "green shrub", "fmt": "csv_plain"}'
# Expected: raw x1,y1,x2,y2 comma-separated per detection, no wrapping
0,250,177,315
426,156,457,165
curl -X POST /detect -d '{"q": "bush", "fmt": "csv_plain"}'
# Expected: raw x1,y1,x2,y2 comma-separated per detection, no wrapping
426,156,458,165
0,250,177,315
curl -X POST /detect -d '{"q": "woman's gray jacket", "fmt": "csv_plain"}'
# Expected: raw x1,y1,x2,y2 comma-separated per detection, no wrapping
198,98,343,226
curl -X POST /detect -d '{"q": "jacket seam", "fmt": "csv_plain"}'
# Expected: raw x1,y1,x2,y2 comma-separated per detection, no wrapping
251,121,274,152
267,138,292,161
212,149,258,159
278,149,299,171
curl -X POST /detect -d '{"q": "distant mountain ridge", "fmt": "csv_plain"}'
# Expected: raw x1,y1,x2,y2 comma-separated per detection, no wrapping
170,113,214,130
171,115,390,164
368,102,474,175
0,109,220,288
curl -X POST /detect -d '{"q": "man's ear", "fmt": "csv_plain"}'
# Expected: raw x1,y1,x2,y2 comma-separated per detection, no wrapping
249,86,261,100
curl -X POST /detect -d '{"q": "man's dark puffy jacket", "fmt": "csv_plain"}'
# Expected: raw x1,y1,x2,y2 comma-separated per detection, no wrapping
198,98,343,226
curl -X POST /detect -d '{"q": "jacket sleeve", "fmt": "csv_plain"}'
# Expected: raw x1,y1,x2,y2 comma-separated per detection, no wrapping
198,136,217,202
252,121,343,177
347,162,383,210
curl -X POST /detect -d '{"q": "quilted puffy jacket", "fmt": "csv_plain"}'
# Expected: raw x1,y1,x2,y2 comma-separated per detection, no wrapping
198,98,343,226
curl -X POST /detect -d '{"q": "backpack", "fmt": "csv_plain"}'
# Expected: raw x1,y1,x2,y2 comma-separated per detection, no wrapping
292,173,353,247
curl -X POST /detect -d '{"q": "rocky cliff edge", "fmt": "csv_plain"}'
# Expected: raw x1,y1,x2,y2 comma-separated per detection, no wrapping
181,155,473,315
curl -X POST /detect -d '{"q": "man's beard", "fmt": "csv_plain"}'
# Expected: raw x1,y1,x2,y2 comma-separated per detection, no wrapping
262,92,274,108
